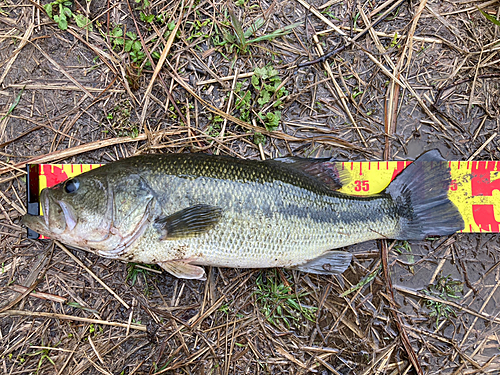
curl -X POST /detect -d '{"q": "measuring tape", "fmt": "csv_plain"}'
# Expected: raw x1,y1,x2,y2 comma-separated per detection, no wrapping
26,160,500,238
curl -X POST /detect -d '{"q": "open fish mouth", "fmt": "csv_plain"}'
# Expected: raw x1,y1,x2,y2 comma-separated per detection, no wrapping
22,189,77,236
41,189,50,228
57,200,77,231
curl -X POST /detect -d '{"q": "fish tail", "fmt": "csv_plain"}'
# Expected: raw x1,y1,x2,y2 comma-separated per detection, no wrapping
385,150,464,240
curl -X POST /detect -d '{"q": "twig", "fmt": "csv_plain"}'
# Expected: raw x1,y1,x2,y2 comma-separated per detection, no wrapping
167,66,362,151
55,241,130,309
310,33,367,147
0,24,34,85
0,129,186,176
33,44,94,100
140,0,183,106
467,132,497,161
196,72,254,86
381,239,423,375
297,0,407,68
395,285,500,324
8,284,67,303
0,310,146,331
7,84,125,93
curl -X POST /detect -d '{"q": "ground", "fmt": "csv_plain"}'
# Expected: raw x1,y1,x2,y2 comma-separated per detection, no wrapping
0,0,500,374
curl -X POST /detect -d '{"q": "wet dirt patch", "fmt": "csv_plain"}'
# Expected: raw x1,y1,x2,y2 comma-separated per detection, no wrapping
1,0,500,374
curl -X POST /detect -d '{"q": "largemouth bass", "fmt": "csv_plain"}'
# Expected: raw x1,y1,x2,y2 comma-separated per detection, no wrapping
22,150,464,279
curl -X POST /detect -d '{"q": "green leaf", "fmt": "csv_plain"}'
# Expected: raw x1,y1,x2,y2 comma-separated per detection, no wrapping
477,7,500,26
253,132,266,145
132,40,142,53
251,73,260,88
44,3,53,18
244,17,265,39
229,8,245,48
247,22,302,44
264,111,281,131
126,31,137,40
257,90,270,106
235,90,251,110
111,26,123,37
124,39,133,52
254,66,267,79
74,14,93,31
130,50,145,62
140,12,154,23
287,298,300,310
0,85,25,121
54,14,68,30
276,87,288,99
266,66,279,78
62,6,72,18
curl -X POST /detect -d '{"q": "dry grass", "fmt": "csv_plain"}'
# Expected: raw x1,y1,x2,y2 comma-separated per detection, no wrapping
0,0,500,373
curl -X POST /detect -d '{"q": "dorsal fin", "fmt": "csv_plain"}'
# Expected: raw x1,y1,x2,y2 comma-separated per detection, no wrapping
266,157,349,191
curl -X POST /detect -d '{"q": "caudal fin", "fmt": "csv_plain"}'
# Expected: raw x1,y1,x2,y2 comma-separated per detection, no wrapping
386,150,464,240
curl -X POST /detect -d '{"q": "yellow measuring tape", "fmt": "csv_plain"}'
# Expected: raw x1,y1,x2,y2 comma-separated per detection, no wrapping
36,160,500,233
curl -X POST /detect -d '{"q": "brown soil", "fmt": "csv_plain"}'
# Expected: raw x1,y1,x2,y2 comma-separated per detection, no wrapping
1,0,499,374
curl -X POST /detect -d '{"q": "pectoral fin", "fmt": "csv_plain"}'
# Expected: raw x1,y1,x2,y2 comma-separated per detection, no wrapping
155,204,222,240
292,251,352,275
158,260,206,280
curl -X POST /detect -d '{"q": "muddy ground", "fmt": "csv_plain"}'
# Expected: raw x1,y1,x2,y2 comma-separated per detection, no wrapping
1,0,500,374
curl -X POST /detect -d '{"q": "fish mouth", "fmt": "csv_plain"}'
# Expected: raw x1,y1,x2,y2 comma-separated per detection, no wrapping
41,189,50,228
22,189,78,236
57,200,77,231
21,189,51,235
21,212,49,236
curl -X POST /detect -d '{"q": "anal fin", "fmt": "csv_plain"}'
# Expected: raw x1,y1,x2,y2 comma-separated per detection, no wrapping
158,260,206,280
292,251,352,275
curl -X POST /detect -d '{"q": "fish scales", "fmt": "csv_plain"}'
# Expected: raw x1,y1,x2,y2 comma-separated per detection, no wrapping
106,154,399,267
22,151,464,279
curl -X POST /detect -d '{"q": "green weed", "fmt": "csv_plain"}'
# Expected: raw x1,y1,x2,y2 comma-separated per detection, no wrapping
423,274,463,328
254,270,317,329
25,342,57,374
207,114,224,137
126,263,159,295
0,86,24,121
66,301,98,314
340,264,381,297
477,7,500,26
233,65,288,137
394,240,415,273
110,27,146,64
186,19,212,42
104,100,140,137
215,9,300,54
44,0,92,31
134,0,150,10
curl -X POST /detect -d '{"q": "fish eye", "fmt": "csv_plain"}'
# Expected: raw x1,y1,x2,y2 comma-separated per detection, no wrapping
64,178,80,194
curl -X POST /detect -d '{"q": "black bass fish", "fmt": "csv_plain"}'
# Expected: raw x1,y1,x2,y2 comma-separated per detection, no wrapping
22,150,464,279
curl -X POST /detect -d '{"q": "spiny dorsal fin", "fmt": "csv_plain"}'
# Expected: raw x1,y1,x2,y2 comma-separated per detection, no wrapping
155,204,222,240
267,157,349,191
